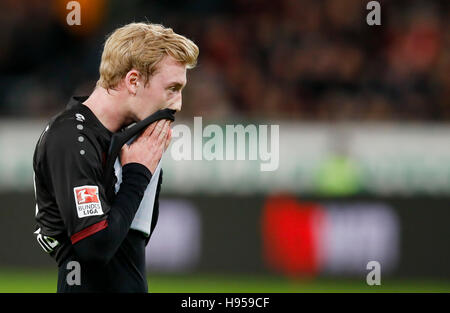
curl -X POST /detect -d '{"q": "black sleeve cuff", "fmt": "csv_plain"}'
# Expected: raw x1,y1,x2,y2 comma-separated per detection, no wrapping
122,162,152,182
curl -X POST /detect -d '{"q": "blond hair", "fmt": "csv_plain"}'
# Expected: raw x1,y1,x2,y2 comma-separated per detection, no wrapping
97,22,199,90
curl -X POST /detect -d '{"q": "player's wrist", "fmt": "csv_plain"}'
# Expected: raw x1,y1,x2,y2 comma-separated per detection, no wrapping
122,162,153,181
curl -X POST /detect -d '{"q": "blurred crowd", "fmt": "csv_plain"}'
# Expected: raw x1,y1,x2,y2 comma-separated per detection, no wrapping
0,0,449,121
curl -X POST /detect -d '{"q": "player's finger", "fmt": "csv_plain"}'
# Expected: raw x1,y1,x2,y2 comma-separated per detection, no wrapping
136,122,158,143
164,127,172,151
157,120,170,143
119,143,129,162
149,119,166,141
141,121,158,138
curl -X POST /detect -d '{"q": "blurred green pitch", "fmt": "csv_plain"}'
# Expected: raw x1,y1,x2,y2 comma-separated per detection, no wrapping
0,269,449,293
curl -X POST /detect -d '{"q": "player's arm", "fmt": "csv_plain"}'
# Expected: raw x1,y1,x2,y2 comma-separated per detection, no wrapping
46,119,171,265
71,162,151,265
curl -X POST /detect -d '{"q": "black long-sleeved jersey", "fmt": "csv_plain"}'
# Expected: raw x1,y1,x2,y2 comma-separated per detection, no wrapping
33,96,161,292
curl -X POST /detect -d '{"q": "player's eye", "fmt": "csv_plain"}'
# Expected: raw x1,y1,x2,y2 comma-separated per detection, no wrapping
168,84,183,93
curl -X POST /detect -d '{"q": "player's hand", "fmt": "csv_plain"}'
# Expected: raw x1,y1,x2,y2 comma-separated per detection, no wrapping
120,119,172,174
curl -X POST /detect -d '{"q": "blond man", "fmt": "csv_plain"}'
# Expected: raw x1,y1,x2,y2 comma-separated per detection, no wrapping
32,22,199,292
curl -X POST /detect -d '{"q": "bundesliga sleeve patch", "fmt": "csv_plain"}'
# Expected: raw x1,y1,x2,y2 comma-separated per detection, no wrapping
73,185,104,218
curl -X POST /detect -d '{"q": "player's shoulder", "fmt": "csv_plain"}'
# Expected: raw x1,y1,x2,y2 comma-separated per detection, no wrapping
45,111,83,143
50,101,91,131
41,104,101,157
33,97,109,174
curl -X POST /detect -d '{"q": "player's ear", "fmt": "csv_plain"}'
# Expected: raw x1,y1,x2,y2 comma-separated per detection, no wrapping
124,69,140,96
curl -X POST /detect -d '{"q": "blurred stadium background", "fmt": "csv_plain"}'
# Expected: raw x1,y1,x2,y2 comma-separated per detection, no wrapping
1,0,450,292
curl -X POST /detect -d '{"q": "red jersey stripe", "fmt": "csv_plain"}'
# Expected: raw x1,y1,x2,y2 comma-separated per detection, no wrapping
70,220,108,244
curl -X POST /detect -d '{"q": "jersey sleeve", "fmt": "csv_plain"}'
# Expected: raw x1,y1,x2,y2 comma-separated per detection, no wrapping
44,122,109,242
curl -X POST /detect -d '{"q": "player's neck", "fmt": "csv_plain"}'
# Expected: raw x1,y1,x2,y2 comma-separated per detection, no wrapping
82,86,132,133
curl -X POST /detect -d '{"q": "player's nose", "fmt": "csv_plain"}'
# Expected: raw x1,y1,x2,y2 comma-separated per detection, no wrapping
168,97,182,112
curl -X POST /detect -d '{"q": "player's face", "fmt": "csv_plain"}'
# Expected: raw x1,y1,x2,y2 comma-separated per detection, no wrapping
132,56,187,121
